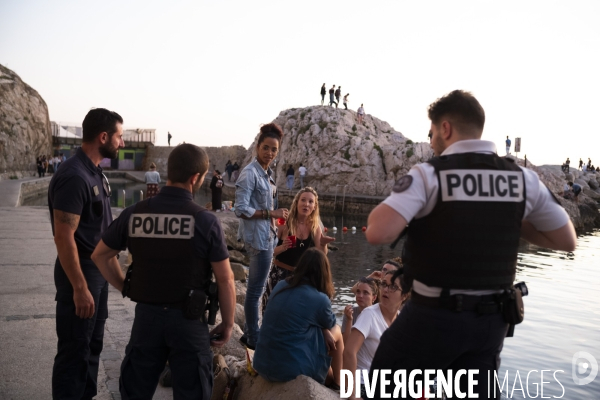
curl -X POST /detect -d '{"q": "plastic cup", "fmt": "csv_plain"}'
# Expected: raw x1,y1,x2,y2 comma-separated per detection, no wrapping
288,235,296,248
277,218,286,226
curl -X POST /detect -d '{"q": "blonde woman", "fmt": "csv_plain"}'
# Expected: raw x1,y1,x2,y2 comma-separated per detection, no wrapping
262,187,334,311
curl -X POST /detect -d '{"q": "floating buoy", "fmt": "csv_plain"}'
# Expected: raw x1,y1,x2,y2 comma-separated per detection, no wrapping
332,227,338,232
342,227,348,232
351,226,357,231
361,226,367,231
324,227,328,232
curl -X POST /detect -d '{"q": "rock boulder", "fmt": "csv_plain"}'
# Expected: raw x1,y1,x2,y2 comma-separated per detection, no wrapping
243,106,433,196
234,374,339,400
0,64,52,178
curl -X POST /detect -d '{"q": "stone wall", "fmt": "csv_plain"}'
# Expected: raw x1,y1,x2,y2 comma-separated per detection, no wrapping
0,65,52,178
143,145,247,175
18,178,51,206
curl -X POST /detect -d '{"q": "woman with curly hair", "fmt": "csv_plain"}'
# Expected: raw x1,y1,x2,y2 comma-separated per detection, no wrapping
262,187,334,311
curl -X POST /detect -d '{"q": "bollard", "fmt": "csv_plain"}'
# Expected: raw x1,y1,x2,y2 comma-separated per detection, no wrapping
139,190,144,201
122,190,126,207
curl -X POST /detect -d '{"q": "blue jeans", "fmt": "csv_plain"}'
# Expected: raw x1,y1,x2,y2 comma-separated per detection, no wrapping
300,176,305,188
286,175,294,190
244,239,275,346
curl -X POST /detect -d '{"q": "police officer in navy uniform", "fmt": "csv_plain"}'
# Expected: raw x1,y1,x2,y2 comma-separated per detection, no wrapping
48,108,124,399
92,144,235,399
365,90,577,399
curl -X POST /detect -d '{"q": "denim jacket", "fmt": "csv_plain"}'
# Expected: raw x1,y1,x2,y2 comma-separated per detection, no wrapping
235,159,278,251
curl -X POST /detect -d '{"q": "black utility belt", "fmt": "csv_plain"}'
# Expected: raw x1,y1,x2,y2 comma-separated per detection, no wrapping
411,291,502,314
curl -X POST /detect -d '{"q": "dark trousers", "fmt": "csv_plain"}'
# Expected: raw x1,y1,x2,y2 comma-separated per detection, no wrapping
53,260,108,400
120,303,214,400
368,299,508,399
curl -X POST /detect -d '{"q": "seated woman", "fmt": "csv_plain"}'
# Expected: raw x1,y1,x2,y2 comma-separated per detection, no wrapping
342,268,410,399
342,277,378,344
262,187,333,312
254,248,344,388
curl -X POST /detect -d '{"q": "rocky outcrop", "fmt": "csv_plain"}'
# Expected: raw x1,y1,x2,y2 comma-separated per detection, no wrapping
243,106,433,196
0,65,52,179
144,145,246,174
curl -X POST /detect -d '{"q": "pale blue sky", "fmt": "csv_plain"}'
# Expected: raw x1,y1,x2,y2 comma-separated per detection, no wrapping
1,0,599,165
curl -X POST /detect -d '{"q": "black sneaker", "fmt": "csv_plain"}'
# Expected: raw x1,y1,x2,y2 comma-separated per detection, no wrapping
239,335,255,350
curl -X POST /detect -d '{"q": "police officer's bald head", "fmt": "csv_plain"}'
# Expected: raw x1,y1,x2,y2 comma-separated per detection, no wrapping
167,144,209,184
427,90,485,138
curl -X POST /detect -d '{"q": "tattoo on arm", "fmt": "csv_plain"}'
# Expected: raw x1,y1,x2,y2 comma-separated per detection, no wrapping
55,210,80,231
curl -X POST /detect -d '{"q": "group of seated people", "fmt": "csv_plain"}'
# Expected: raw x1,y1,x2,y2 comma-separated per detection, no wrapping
249,187,410,398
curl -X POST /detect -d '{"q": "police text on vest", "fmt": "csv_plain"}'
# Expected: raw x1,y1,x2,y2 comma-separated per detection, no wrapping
129,214,194,239
440,169,524,202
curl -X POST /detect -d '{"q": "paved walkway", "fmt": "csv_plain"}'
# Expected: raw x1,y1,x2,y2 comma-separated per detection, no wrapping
0,178,173,399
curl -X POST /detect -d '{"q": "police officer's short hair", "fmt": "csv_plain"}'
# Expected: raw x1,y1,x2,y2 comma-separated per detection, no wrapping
427,90,485,133
82,108,123,143
168,144,209,183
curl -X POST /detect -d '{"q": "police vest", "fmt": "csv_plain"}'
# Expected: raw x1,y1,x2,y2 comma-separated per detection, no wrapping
126,199,211,304
402,153,526,290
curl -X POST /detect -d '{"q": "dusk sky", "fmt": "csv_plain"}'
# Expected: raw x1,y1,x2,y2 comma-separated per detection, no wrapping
1,0,599,165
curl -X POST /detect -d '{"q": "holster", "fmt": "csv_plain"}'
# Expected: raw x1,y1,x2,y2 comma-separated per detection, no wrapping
500,284,525,337
183,289,208,320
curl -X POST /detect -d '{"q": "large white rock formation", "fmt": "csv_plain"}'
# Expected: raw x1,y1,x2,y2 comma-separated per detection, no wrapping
0,64,52,178
244,106,433,196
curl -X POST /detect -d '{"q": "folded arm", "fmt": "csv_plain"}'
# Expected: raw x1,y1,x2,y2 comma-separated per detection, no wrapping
91,240,124,292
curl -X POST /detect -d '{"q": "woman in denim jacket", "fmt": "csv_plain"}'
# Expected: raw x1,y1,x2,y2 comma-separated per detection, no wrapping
235,123,289,349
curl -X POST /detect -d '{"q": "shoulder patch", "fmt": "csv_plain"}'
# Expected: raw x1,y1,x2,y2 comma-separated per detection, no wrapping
393,175,413,193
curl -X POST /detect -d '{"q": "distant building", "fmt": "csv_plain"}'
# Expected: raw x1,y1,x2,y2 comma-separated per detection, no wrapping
51,122,155,170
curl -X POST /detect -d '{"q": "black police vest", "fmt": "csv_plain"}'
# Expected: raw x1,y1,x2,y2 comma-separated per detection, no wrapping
126,199,211,304
402,153,526,290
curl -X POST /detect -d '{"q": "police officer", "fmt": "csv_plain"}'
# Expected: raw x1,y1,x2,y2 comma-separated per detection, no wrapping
92,144,235,399
48,108,124,399
365,90,576,399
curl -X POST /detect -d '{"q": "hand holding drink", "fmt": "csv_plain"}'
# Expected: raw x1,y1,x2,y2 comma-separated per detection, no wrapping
288,235,297,248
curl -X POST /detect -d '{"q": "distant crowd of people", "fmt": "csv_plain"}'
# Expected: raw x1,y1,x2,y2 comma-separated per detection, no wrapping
320,84,365,124
36,154,66,177
562,157,598,173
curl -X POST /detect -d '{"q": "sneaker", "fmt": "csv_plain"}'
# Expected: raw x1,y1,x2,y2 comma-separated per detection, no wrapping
239,335,256,350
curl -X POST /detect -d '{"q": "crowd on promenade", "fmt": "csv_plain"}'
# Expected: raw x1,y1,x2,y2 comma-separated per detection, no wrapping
36,153,67,177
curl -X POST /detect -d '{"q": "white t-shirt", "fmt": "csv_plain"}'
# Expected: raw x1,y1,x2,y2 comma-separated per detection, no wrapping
357,107,364,115
298,166,307,176
352,304,392,381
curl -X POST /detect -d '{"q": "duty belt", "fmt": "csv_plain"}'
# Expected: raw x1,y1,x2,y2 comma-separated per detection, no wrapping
411,291,502,314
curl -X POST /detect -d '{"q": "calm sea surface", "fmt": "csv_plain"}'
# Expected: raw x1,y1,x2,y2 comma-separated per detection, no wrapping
25,182,600,397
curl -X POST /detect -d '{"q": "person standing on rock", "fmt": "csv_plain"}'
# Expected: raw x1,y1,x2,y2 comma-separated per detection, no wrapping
578,158,583,170
357,104,365,125
48,108,124,399
365,90,576,399
335,86,341,106
145,162,161,198
343,93,349,110
168,131,172,146
231,161,240,181
285,164,295,190
562,157,570,173
91,144,235,399
235,123,289,350
210,169,224,211
329,85,338,107
298,163,307,188
320,83,326,106
225,160,233,181
505,135,511,155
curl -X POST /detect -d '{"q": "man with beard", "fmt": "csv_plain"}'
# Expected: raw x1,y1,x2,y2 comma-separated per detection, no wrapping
91,144,235,399
48,108,124,399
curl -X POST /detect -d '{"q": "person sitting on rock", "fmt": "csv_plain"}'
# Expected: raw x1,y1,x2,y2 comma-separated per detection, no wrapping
342,277,378,345
342,269,410,399
253,248,344,389
562,158,570,173
261,187,333,312
568,181,582,203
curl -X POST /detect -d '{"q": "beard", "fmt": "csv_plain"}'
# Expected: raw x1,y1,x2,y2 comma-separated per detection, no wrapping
99,140,119,159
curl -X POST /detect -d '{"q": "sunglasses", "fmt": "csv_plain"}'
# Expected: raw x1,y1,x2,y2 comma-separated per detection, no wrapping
102,173,112,197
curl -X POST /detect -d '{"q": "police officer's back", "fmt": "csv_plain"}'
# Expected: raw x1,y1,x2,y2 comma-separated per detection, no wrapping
92,144,236,400
365,90,576,399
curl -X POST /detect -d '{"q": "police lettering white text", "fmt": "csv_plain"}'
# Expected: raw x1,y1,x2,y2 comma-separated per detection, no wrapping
440,169,524,202
128,213,194,239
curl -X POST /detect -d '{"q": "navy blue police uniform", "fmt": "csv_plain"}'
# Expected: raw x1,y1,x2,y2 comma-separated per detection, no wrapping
101,186,229,399
368,140,569,399
48,147,113,399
